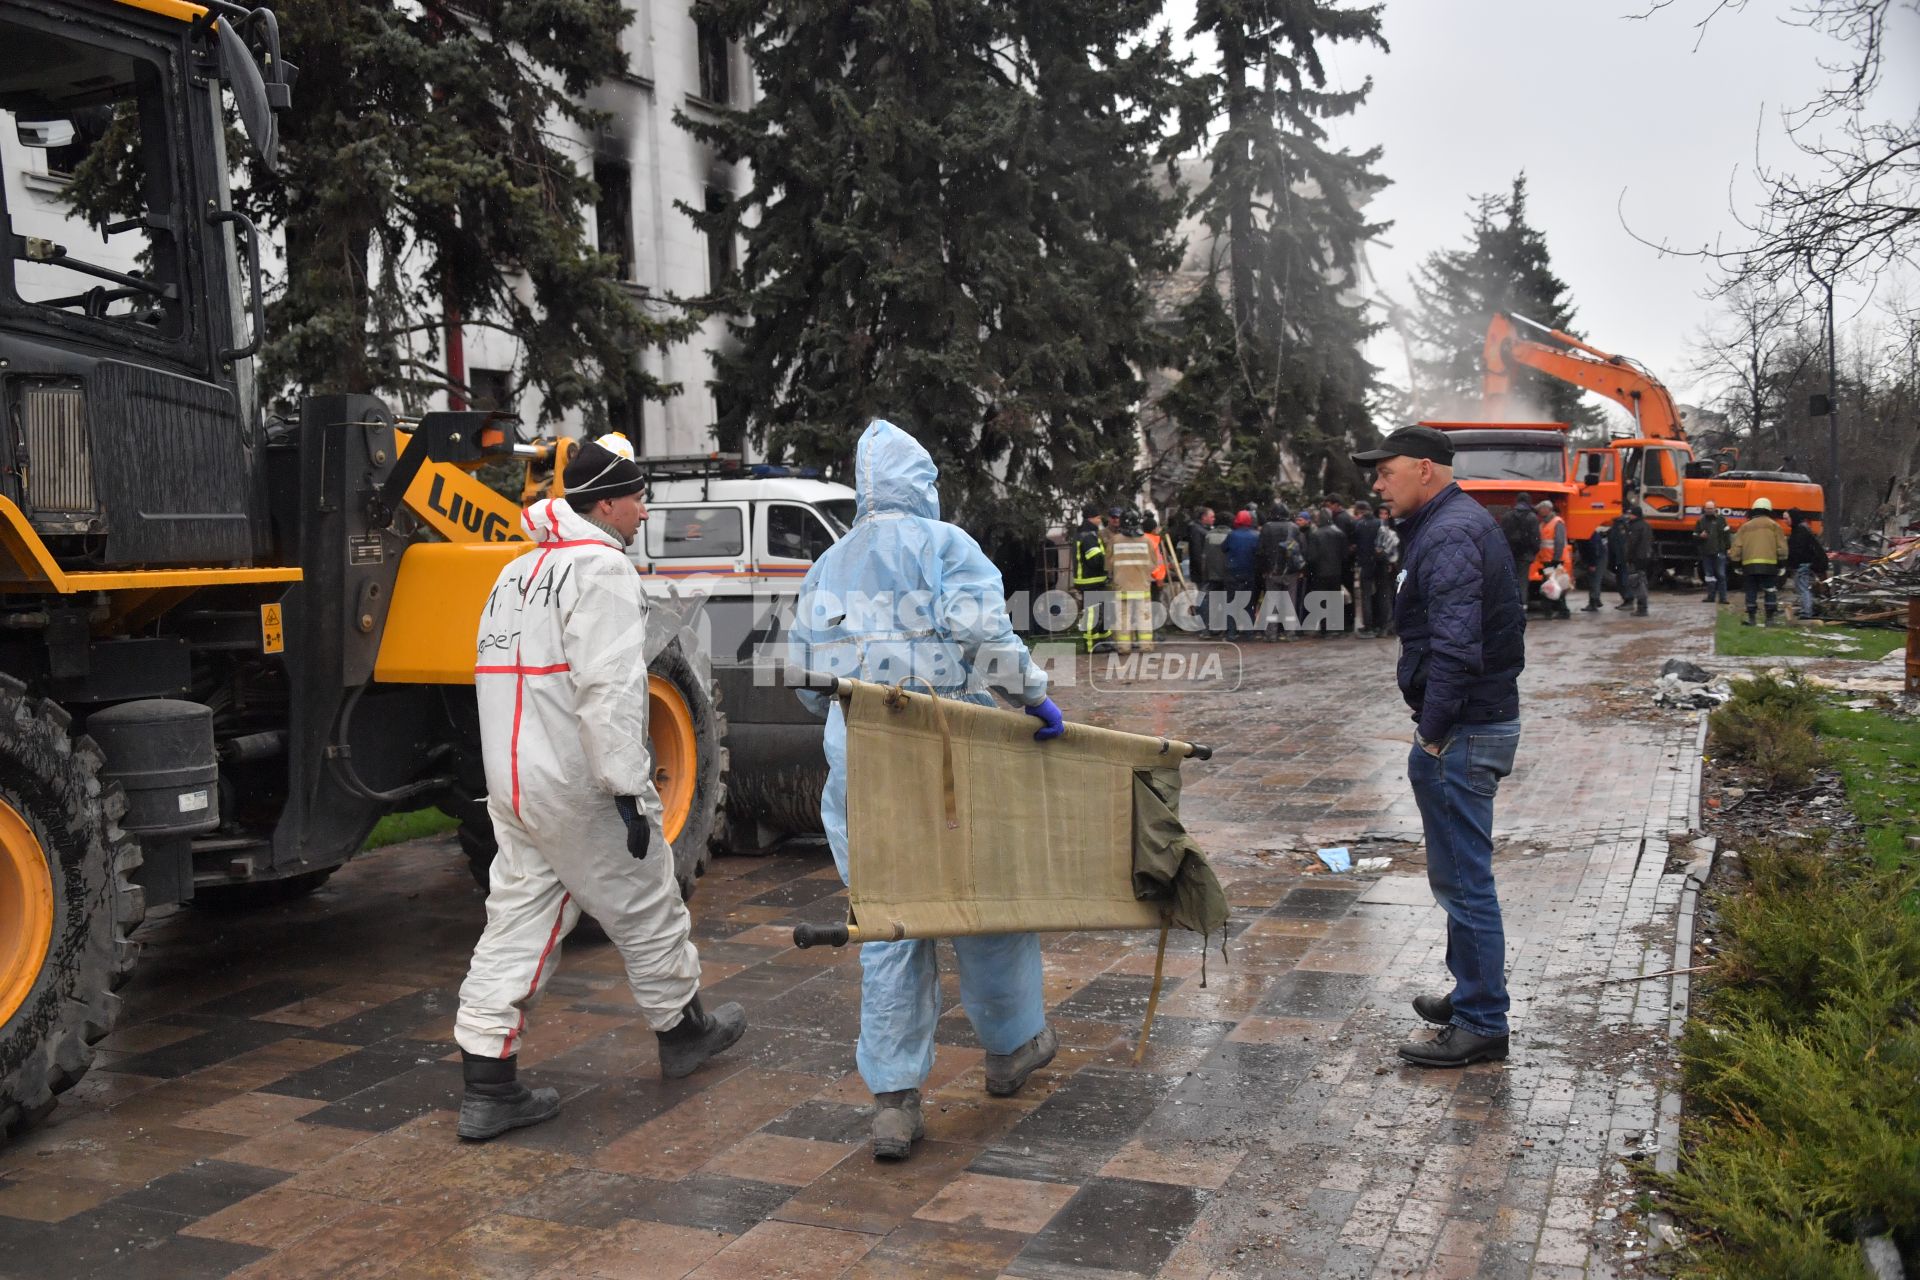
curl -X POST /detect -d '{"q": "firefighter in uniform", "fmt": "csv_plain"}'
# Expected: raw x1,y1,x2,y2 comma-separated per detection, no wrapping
1108,511,1156,653
1072,503,1111,652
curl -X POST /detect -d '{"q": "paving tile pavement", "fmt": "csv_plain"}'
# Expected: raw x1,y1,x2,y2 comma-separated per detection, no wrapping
0,603,1714,1279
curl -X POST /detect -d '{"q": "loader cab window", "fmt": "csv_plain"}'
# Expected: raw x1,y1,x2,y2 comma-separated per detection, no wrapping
0,19,186,343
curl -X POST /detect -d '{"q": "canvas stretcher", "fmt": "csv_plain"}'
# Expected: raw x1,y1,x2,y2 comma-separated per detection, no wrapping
791,676,1218,950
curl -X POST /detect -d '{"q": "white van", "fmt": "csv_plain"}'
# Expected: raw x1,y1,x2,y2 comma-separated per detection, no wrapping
637,461,856,850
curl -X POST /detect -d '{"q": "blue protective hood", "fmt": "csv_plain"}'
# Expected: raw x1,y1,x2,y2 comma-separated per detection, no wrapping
853,419,940,522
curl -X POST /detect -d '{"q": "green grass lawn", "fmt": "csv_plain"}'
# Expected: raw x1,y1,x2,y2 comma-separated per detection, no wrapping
1713,608,1909,661
364,806,458,850
1816,704,1920,873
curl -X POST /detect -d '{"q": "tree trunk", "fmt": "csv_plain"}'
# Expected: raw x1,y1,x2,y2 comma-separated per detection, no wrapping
1220,22,1254,343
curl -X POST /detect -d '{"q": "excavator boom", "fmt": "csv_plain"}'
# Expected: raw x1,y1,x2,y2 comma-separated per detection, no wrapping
1482,312,1687,441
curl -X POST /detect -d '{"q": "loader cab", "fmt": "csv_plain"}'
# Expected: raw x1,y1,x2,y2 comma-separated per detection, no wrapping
0,0,288,569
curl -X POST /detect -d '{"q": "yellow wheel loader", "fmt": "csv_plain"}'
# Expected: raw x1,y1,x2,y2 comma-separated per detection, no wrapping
0,0,724,1137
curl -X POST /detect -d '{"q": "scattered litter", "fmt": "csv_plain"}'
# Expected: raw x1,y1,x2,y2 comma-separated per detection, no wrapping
1861,1233,1905,1280
1659,658,1714,683
1653,671,1733,709
1807,652,1911,696
1316,847,1351,874
1355,856,1391,873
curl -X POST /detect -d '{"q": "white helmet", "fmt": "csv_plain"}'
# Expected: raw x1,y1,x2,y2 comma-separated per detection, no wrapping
595,432,636,461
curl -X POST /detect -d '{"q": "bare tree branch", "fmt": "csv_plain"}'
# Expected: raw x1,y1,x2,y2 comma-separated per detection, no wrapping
1623,0,1919,296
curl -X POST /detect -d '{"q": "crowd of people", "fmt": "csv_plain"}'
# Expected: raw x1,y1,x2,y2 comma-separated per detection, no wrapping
1065,485,1838,651
1070,494,1405,647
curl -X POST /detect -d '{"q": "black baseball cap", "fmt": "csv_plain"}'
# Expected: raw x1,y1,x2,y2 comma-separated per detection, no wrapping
1351,425,1455,466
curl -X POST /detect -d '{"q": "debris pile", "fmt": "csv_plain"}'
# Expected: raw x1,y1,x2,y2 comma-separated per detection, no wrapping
1653,658,1732,709
1817,539,1920,627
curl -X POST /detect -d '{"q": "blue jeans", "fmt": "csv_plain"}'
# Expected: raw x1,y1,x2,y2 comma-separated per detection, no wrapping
1794,563,1815,617
1699,552,1728,601
1409,720,1521,1037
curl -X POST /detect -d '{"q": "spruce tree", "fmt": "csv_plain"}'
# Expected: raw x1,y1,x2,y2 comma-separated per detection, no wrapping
1407,174,1599,430
231,1,684,422
1168,0,1389,501
678,0,1185,538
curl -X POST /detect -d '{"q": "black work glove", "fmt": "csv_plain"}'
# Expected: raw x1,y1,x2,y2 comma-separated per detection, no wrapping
613,795,650,860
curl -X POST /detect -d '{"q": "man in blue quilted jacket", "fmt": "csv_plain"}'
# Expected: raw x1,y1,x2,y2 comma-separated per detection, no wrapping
1353,426,1527,1067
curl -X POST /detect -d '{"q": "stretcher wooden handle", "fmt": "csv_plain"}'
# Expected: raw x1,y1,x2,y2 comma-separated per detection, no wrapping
802,673,1217,762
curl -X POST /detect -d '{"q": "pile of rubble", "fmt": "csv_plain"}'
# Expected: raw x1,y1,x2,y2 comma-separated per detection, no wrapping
1819,539,1920,627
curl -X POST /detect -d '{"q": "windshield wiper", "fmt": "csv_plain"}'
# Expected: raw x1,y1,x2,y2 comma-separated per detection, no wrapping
10,234,175,301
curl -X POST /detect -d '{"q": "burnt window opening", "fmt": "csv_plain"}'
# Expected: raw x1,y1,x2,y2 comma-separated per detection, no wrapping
705,187,735,294
607,388,643,447
696,14,731,105
594,159,634,282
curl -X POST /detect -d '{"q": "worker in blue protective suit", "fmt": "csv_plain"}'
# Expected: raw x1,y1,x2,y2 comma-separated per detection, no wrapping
790,418,1066,1162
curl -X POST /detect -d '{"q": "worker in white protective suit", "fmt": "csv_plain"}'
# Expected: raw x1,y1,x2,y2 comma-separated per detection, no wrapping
790,418,1067,1162
453,440,746,1142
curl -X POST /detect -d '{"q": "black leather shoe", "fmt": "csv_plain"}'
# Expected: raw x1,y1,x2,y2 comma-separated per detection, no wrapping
1398,1024,1509,1068
1412,994,1453,1026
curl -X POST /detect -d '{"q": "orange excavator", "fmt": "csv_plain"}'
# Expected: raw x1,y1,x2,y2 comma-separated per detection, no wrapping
1428,313,1824,576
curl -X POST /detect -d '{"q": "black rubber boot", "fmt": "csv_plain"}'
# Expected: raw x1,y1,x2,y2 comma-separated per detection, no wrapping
656,994,748,1079
458,1052,560,1141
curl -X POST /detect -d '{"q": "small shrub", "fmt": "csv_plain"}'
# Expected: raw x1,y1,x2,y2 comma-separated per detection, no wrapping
1729,671,1822,718
1708,673,1822,788
1667,843,1920,1276
1696,844,1920,1032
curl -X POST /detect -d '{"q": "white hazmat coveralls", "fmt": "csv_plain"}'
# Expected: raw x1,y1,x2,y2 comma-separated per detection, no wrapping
454,498,701,1060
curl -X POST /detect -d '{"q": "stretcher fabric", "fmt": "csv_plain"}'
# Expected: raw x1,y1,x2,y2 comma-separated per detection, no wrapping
840,679,1225,942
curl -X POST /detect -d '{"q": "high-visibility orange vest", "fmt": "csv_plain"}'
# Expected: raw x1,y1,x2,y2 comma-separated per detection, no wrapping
1533,515,1572,580
1143,531,1168,583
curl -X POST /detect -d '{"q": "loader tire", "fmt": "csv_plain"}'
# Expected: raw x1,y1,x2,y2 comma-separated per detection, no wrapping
455,640,726,903
0,677,143,1141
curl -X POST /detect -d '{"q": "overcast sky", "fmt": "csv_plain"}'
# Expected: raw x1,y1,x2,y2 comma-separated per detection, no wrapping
1164,0,1919,416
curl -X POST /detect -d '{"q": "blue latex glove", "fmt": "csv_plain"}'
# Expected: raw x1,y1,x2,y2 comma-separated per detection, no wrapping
1024,696,1065,742
613,795,650,859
